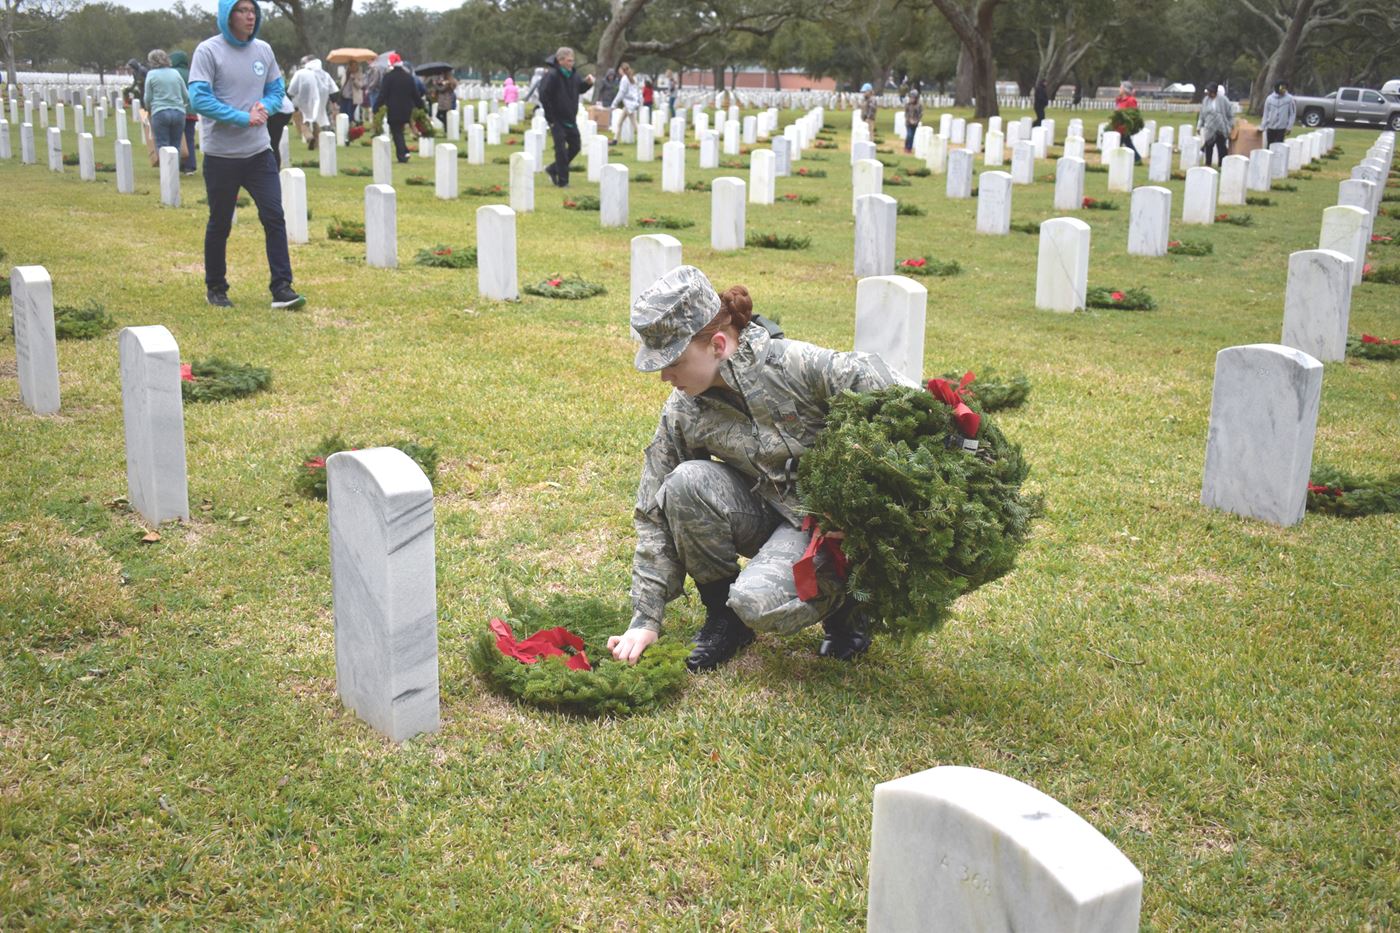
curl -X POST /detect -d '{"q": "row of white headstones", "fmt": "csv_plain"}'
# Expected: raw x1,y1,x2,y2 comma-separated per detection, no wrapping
6,104,1392,933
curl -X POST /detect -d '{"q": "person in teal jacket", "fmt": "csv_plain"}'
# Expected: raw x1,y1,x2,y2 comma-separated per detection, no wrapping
188,0,305,310
143,50,190,161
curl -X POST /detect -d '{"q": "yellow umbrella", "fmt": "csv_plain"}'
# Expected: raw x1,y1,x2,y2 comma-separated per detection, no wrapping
326,48,377,64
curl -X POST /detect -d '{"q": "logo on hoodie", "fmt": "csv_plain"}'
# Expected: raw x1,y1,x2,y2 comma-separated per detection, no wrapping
253,61,266,77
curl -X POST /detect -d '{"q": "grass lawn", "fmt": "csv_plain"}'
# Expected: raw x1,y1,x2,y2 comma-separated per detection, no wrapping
1,104,1397,928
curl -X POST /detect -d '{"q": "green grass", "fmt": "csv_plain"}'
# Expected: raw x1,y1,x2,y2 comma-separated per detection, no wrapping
1,106,1397,928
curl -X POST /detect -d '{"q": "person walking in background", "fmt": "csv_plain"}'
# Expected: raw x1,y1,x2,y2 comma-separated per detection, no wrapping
860,82,877,139
1114,80,1142,163
642,79,654,108
169,50,199,174
340,61,366,124
502,76,519,104
1260,81,1296,146
661,68,677,113
144,50,190,163
1033,78,1049,127
539,46,594,188
597,68,620,108
286,56,336,148
1198,82,1233,167
380,53,422,163
902,88,922,154
431,72,457,132
188,0,304,310
613,62,639,142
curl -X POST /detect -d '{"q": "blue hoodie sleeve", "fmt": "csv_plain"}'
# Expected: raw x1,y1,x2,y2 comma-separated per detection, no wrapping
189,80,249,127
260,77,284,116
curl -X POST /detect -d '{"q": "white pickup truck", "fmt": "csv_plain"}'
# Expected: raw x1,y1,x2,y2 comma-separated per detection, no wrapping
1293,87,1400,131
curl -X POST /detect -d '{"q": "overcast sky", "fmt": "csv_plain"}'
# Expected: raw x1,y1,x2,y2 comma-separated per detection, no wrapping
117,0,463,12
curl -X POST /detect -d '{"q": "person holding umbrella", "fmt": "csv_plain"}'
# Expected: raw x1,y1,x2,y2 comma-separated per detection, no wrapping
414,62,457,132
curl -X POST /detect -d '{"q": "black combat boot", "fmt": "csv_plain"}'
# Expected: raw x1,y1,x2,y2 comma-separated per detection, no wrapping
818,599,872,660
687,576,754,673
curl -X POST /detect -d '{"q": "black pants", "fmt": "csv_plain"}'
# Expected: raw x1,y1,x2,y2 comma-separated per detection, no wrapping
1203,133,1228,166
202,149,294,295
1033,105,1045,127
1265,128,1287,146
390,121,410,162
267,111,291,168
549,122,581,185
1121,133,1142,163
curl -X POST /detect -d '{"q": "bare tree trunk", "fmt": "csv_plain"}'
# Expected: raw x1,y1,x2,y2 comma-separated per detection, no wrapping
1251,0,1316,113
597,0,648,72
954,45,973,106
330,0,354,50
931,0,1001,118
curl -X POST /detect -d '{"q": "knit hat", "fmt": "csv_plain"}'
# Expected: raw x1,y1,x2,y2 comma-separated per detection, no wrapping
631,266,721,372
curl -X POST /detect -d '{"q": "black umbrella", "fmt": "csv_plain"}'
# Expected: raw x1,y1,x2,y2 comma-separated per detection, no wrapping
414,62,454,77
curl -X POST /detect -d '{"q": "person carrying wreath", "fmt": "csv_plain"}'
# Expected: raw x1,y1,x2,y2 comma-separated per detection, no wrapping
1112,80,1142,164
608,266,912,672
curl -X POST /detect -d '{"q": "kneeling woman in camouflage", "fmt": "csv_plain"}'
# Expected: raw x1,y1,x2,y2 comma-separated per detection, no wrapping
608,266,905,672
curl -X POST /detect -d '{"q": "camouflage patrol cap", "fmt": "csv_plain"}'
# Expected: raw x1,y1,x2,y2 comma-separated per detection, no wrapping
631,265,721,371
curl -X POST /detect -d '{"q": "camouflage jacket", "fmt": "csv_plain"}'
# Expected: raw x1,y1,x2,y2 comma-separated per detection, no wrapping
629,325,903,632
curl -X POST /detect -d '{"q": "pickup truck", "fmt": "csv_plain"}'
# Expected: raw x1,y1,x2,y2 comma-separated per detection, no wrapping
1293,87,1400,130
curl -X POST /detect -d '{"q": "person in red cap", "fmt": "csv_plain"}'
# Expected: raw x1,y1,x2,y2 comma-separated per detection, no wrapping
379,52,422,162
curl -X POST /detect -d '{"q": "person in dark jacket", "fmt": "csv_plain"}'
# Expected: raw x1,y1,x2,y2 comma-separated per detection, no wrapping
597,68,620,107
1033,79,1049,127
379,52,423,163
169,50,199,173
539,46,594,188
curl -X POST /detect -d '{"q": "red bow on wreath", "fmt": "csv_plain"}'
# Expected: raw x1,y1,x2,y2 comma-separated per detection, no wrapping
490,617,592,671
793,516,849,602
927,372,981,438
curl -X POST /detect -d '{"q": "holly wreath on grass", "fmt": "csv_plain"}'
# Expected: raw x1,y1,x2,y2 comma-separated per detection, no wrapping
522,274,607,299
180,358,272,403
413,245,477,269
1086,286,1157,310
293,434,439,500
939,369,1031,411
1306,466,1400,517
54,301,116,339
469,593,690,717
1347,334,1400,360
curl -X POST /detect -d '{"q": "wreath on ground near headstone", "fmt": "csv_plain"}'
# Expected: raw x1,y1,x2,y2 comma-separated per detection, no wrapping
1347,334,1400,360
326,218,365,241
719,159,747,169
1304,160,1323,172
631,172,653,183
293,158,320,169
1323,149,1341,160
341,166,372,176
180,358,272,403
797,381,1038,639
522,274,607,299
1086,286,1157,310
684,180,710,192
747,232,811,250
782,193,821,205
491,156,511,165
405,175,431,186
1110,106,1144,136
562,195,600,210
637,215,694,229
909,167,931,177
1272,183,1297,192
1081,197,1118,210
793,167,827,178
814,140,838,149
1306,466,1400,517
1373,233,1396,245
941,370,1031,411
94,162,115,173
463,183,505,196
53,301,115,339
413,244,477,268
1168,239,1213,256
897,256,961,276
294,434,439,500
804,153,831,162
1010,221,1040,235
885,174,912,186
1215,213,1254,226
1245,196,1274,207
1084,164,1108,173
468,593,690,717
1362,264,1400,285
897,203,925,216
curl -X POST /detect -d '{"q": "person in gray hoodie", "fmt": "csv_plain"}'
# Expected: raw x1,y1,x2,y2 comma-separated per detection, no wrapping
1260,82,1296,147
188,0,304,310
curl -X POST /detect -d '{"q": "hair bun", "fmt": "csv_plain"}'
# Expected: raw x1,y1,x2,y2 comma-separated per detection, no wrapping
720,285,754,327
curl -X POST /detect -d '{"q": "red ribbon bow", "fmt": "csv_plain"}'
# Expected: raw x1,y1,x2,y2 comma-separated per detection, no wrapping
793,517,849,602
490,618,591,671
926,372,981,438
1361,334,1400,345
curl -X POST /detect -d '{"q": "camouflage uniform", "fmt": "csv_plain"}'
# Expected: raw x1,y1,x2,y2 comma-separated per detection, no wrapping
629,322,905,636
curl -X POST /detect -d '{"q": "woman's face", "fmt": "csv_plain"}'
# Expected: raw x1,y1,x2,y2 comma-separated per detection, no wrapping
659,336,723,396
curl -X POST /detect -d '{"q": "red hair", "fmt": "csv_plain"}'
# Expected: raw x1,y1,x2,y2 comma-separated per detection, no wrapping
694,285,754,343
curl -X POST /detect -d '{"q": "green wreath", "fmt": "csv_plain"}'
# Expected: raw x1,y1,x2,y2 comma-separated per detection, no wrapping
463,184,506,197
293,434,439,500
797,384,1038,638
897,202,925,216
562,195,600,211
1110,106,1143,136
54,301,115,340
636,215,694,229
1364,264,1400,285
896,256,961,276
327,218,365,242
1215,213,1253,226
1086,286,1157,310
522,274,607,299
1306,466,1400,517
1347,334,1400,360
413,244,477,268
1168,239,1213,256
181,358,272,403
747,232,811,250
941,370,1031,411
468,593,689,717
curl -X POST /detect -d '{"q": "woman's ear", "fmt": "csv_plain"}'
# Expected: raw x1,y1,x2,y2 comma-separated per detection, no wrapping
710,332,730,358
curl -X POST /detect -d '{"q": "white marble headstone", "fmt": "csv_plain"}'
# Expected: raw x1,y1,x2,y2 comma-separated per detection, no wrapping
11,266,61,415
319,131,337,176
1010,142,1034,185
662,140,685,192
854,275,927,382
1053,156,1085,212
868,766,1142,933
1182,166,1218,225
115,138,134,193
78,132,95,180
1106,147,1134,193
710,176,746,251
587,133,609,182
119,325,190,525
1218,154,1248,206
280,167,308,244
982,130,1002,167
1318,205,1368,286
1281,249,1353,363
476,204,518,300
976,171,1012,235
1247,148,1273,192
46,125,62,171
630,234,682,307
854,193,897,279
854,157,884,213
158,146,180,206
509,151,535,213
467,123,485,164
636,123,655,162
749,148,775,204
1147,141,1171,183
772,136,791,177
1036,217,1090,312
600,162,628,227
1201,344,1322,527
1128,186,1172,257
372,136,393,185
365,184,397,269
328,447,440,743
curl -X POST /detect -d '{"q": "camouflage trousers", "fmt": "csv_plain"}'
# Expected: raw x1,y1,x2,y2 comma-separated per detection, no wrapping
656,460,846,635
